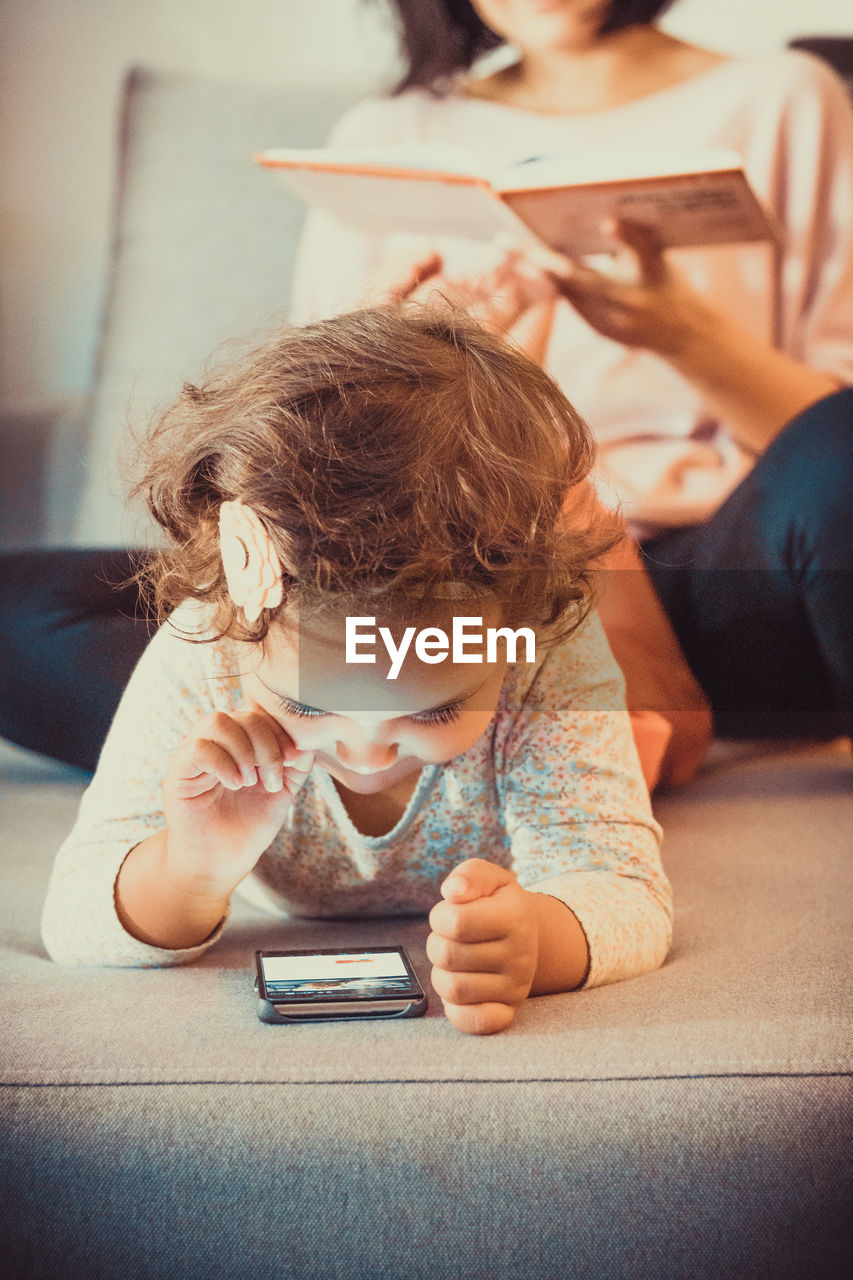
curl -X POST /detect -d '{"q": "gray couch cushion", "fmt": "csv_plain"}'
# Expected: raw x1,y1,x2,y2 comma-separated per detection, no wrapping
72,68,363,546
2,738,850,1087
3,1077,850,1280
1,738,851,1279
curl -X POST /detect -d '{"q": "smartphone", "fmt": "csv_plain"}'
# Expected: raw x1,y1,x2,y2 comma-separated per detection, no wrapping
254,946,428,1023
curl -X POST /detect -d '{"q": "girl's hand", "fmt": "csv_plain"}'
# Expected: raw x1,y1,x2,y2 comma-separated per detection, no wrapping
426,858,540,1035
515,218,718,357
162,704,314,893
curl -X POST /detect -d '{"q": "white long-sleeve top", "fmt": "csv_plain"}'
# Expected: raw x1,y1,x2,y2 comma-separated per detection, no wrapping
290,50,853,530
42,603,671,986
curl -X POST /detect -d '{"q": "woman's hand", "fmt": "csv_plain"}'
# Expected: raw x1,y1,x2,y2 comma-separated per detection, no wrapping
427,859,540,1034
514,222,841,451
518,218,716,356
162,703,314,894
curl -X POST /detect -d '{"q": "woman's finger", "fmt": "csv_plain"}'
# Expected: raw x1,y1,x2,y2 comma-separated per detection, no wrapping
496,231,577,284
606,217,668,284
550,257,616,301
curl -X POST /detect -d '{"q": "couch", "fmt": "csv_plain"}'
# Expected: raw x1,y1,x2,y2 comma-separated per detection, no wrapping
1,67,851,1280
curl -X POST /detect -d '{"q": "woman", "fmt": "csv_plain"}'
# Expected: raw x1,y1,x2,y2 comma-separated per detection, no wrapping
294,0,852,468
288,0,853,773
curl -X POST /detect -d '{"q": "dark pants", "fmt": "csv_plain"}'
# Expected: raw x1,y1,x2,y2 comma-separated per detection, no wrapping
1,390,851,771
0,549,156,770
643,388,853,740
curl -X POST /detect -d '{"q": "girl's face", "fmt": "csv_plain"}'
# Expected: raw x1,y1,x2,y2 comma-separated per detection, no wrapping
469,0,613,55
241,610,508,796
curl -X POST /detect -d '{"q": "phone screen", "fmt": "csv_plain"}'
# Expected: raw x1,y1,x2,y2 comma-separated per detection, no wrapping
257,947,420,1003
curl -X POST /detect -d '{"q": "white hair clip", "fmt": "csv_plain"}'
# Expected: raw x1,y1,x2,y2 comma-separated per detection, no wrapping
218,499,284,624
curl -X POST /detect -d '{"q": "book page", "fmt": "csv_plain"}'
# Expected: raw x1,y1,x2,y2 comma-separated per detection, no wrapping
258,143,487,177
494,146,744,191
266,165,520,241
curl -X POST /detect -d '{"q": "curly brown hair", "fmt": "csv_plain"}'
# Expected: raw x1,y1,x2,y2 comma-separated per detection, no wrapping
132,303,620,645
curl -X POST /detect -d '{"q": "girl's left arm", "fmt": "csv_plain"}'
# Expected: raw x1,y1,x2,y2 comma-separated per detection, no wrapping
427,855,591,1035
495,612,673,991
427,612,672,1033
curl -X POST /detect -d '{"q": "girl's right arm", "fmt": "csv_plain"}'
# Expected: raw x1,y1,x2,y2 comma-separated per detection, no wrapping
114,707,312,951
40,605,306,966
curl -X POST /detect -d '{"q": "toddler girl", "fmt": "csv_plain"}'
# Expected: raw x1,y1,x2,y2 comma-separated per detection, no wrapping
42,305,671,1035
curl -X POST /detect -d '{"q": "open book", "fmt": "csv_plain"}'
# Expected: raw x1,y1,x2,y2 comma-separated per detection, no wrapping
255,141,776,255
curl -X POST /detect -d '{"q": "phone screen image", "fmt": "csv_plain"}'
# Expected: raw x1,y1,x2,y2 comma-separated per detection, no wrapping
258,948,419,1002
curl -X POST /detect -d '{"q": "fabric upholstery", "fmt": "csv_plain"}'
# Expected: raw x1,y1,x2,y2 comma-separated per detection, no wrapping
73,68,362,546
2,741,851,1086
1,738,851,1278
2,1079,850,1280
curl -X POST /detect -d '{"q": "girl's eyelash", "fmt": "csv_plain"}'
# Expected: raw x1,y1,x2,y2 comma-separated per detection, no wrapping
410,703,462,726
277,695,462,726
278,696,327,720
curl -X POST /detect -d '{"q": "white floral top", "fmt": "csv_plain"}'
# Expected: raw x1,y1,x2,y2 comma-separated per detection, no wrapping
42,602,671,987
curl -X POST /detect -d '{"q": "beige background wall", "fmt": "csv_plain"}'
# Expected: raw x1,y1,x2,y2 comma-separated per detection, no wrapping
2,0,851,417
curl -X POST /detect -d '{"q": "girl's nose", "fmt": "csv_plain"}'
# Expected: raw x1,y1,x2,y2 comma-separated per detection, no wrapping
335,739,399,773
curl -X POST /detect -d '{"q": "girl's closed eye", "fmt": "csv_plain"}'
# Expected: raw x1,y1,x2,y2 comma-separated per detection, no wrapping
277,694,462,727
278,695,327,720
409,703,462,727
